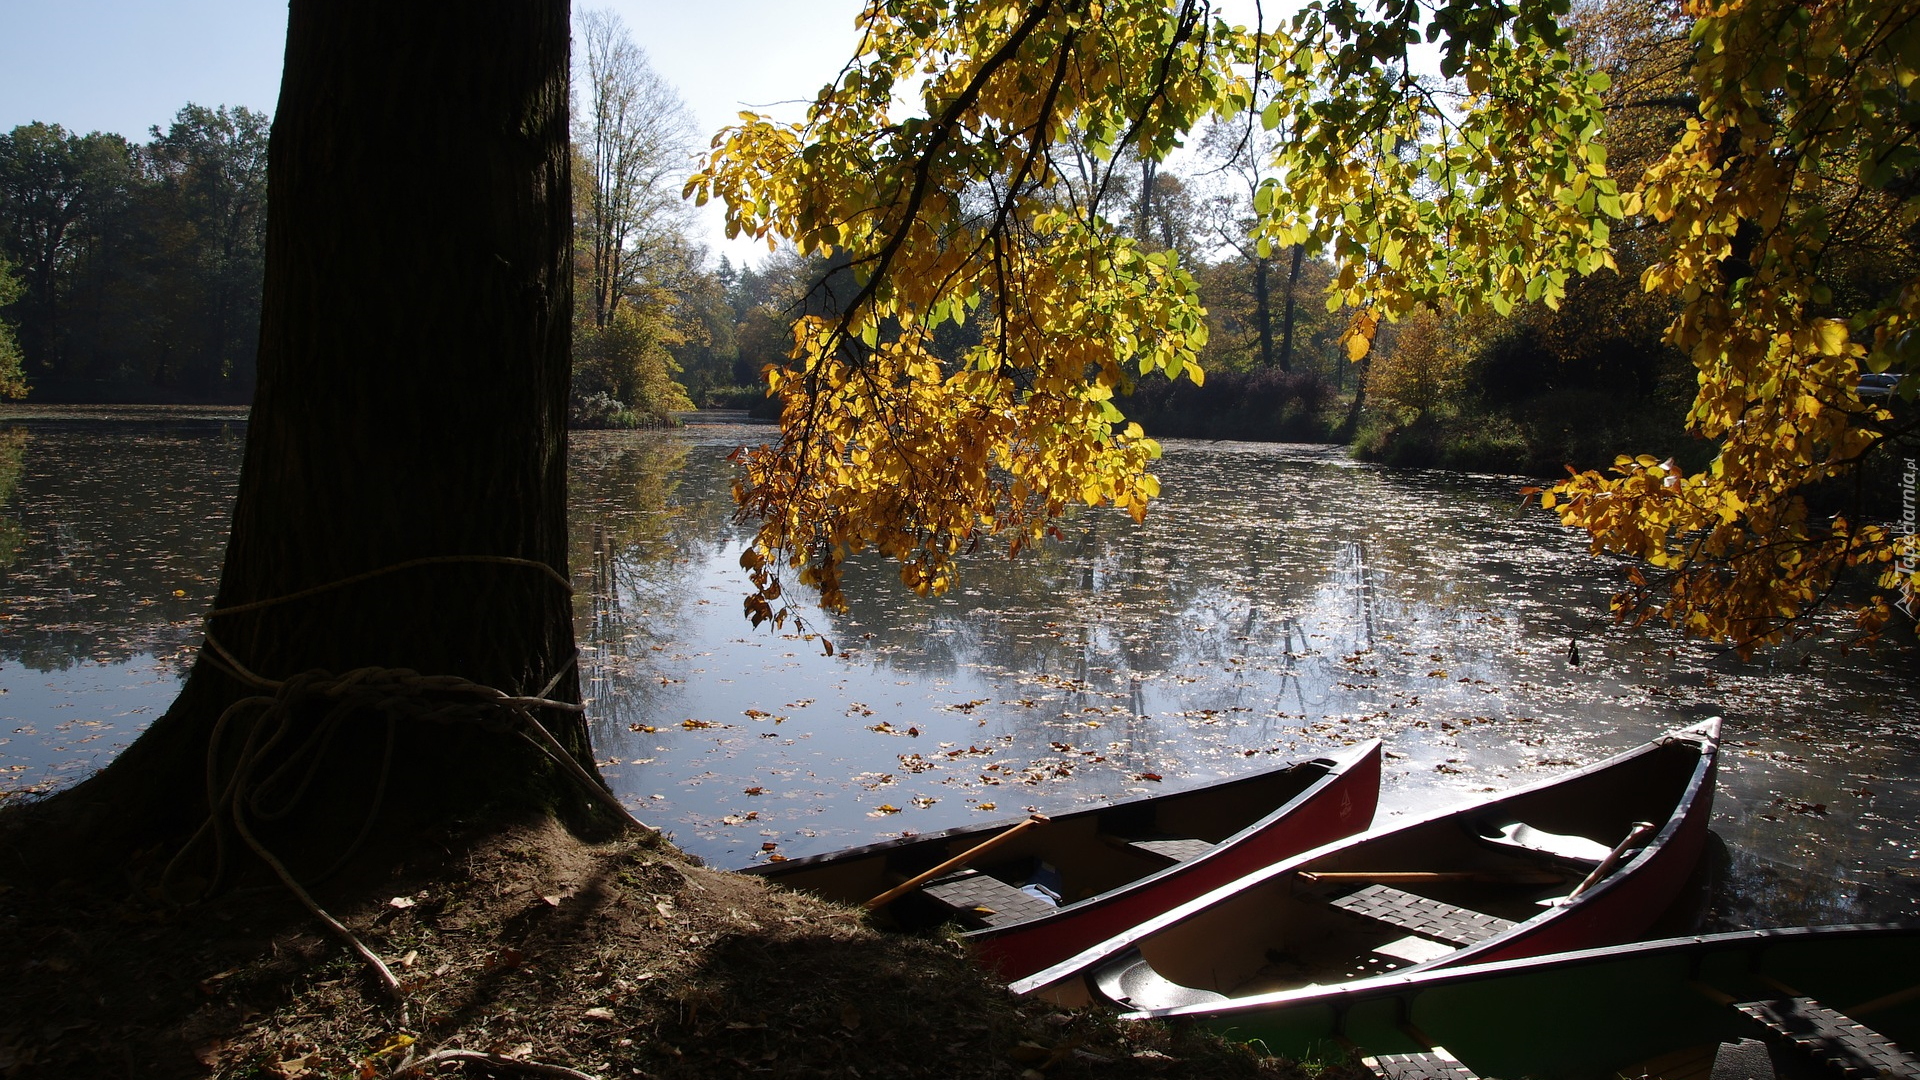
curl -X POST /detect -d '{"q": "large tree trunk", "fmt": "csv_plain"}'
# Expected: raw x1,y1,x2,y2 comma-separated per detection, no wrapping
59,0,597,864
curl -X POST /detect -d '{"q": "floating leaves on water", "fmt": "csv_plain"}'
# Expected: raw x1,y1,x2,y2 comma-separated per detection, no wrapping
910,796,937,809
629,724,657,733
869,804,901,816
742,786,764,796
681,719,721,730
1135,772,1163,782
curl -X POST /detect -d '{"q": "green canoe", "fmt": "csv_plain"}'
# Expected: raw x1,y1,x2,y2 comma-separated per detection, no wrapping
1131,923,1920,1079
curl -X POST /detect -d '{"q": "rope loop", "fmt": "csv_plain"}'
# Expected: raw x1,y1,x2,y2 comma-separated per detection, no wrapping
161,554,652,1031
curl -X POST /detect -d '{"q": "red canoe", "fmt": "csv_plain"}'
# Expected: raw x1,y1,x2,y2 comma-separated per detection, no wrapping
1011,719,1719,1008
737,740,1382,980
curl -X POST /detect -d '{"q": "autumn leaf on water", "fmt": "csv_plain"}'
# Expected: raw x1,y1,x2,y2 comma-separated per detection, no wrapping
1136,772,1163,782
742,786,764,796
869,804,901,816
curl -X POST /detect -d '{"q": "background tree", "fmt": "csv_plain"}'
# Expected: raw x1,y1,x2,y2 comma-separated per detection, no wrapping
0,108,268,402
132,105,270,397
571,7,700,426
0,123,136,382
1194,114,1311,373
0,254,25,398
575,7,695,331
1370,306,1466,421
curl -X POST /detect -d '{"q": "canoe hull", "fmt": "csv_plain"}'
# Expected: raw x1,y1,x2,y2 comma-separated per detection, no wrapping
1165,924,1920,1080
968,741,1382,979
739,740,1382,981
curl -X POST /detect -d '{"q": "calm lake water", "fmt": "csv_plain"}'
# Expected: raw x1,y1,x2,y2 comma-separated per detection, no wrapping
2,409,1916,929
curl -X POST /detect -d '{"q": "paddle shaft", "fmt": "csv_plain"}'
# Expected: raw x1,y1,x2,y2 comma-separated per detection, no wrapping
1567,820,1659,900
863,813,1049,910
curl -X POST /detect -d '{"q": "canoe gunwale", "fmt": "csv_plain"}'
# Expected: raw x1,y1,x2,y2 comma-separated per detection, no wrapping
1118,922,1920,1080
732,739,1378,881
961,740,1383,950
1121,922,1920,1021
1419,718,1720,969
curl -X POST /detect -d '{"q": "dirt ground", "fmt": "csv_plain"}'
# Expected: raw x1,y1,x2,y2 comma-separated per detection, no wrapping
0,812,1370,1080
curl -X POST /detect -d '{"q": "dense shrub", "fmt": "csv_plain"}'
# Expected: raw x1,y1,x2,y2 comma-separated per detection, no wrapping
1121,367,1339,442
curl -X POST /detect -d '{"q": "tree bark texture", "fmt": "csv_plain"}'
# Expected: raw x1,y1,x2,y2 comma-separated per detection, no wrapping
77,0,592,847
1278,244,1303,373
1253,255,1275,370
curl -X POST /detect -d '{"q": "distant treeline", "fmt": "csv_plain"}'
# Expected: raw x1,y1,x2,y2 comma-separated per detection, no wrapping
0,107,267,403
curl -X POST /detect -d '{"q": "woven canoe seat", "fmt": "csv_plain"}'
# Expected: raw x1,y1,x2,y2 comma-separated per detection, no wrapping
1128,838,1216,863
1734,997,1920,1079
1324,885,1515,948
918,870,1058,928
1365,1049,1482,1079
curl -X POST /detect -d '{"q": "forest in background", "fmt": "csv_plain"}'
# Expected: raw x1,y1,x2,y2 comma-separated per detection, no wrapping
3,0,1907,480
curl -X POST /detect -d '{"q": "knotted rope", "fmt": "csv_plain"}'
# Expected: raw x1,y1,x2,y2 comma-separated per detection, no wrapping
162,554,653,1052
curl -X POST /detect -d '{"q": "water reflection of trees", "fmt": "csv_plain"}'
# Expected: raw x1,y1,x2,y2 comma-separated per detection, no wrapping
827,448,1546,695
569,430,755,737
0,428,27,571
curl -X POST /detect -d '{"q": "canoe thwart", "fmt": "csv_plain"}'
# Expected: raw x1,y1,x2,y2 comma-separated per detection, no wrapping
1734,996,1920,1079
1364,1048,1482,1079
1320,884,1516,948
1127,838,1215,863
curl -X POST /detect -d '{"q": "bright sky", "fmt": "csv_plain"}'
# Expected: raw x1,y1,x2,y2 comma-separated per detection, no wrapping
0,1,867,268
0,1,1286,268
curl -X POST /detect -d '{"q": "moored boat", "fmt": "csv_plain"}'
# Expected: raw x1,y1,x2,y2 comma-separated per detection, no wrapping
737,739,1382,980
1010,719,1719,1009
1137,923,1920,1080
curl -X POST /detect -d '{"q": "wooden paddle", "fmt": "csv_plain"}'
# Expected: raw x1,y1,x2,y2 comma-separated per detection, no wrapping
1566,820,1659,900
862,813,1050,910
1300,870,1566,886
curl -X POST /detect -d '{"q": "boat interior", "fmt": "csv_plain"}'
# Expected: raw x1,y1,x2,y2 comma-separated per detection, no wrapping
758,755,1341,931
1092,739,1704,1009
